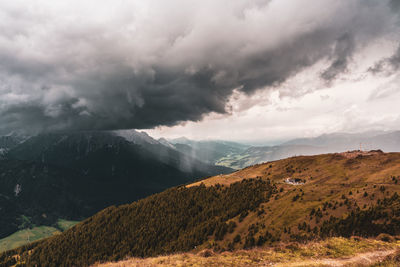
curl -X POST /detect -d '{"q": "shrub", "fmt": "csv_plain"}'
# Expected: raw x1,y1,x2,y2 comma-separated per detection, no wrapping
377,233,394,242
233,234,241,243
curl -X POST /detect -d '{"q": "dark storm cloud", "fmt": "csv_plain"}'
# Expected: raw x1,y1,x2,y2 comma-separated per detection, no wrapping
389,45,400,69
368,0,400,75
320,33,355,82
390,0,400,11
368,43,400,74
0,0,398,134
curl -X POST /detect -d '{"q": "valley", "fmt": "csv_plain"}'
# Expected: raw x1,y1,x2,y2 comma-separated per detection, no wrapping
0,219,79,253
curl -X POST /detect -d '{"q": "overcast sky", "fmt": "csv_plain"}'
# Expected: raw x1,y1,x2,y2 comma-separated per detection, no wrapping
1,0,400,142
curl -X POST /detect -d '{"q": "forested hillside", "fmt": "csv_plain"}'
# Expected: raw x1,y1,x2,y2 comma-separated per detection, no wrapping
1,179,275,266
0,160,87,239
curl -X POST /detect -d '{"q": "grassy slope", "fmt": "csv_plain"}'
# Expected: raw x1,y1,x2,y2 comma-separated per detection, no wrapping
94,237,400,266
189,151,400,247
56,219,80,231
0,219,79,253
215,152,251,169
0,226,59,253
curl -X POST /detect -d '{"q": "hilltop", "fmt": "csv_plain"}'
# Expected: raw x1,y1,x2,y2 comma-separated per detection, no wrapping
188,150,400,241
2,150,400,266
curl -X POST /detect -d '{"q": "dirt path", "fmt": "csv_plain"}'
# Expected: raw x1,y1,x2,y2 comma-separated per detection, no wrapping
275,249,395,267
93,248,397,267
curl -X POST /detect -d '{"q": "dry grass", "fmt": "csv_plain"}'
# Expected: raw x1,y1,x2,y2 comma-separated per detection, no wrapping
186,152,400,247
189,152,400,188
93,237,399,267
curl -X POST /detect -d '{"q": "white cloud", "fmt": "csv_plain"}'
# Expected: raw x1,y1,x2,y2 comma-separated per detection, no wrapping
147,47,400,143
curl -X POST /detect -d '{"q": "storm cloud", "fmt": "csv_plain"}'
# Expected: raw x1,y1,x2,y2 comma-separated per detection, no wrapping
368,43,400,74
320,33,355,82
389,45,400,69
0,0,398,134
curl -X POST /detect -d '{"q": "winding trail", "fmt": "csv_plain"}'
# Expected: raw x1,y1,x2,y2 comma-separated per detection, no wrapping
275,249,395,267
93,249,397,267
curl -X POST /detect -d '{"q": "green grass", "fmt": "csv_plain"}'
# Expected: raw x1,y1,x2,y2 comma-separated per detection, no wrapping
57,219,80,231
0,219,80,253
215,153,252,169
0,226,59,253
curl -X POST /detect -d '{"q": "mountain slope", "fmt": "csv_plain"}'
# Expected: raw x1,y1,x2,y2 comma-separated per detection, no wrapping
0,131,231,239
189,150,400,241
0,159,88,238
0,133,26,156
2,179,275,266
6,131,231,177
3,150,400,266
5,132,196,202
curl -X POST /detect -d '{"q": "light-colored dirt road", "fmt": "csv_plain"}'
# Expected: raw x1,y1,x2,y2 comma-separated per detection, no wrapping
275,249,395,267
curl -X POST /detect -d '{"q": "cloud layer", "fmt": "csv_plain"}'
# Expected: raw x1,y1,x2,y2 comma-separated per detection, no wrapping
0,0,399,134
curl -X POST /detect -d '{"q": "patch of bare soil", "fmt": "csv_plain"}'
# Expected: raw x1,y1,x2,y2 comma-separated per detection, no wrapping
276,249,395,267
338,150,383,159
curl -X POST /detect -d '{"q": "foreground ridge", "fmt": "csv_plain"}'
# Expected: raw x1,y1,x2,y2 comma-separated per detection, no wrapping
93,237,399,267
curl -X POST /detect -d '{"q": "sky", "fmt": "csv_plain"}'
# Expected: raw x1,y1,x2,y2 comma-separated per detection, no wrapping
1,0,400,142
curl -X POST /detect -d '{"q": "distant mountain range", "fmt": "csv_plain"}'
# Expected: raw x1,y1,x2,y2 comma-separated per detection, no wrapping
165,131,400,169
283,131,400,150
